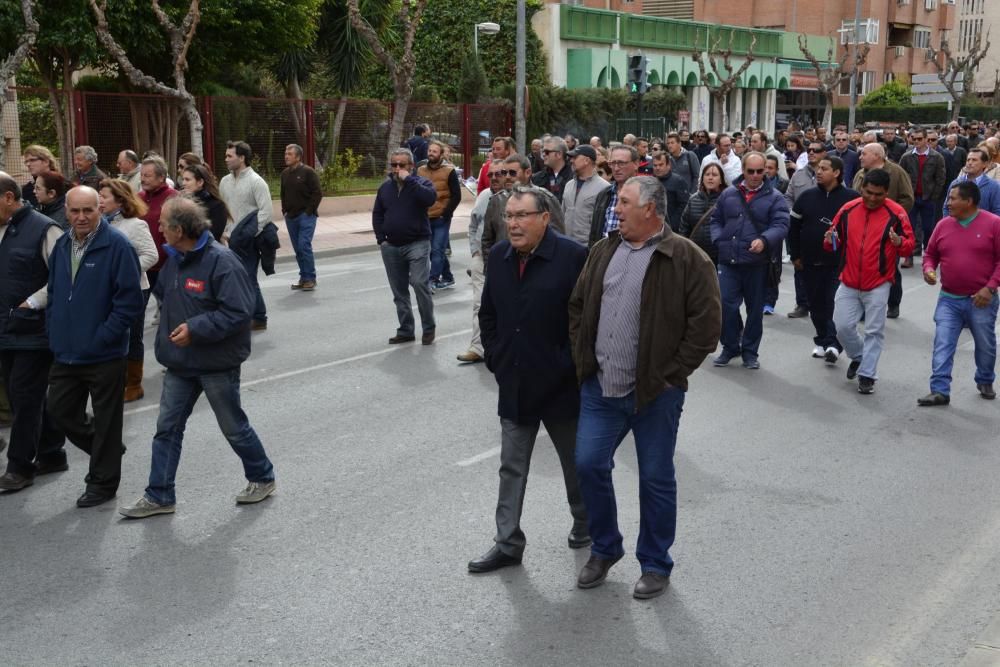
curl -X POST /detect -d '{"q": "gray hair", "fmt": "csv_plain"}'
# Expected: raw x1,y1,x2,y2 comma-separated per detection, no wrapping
861,131,878,144
390,148,414,165
509,184,548,215
543,136,567,155
625,175,666,220
862,142,885,160
503,154,532,171
74,145,98,163
163,196,212,240
121,149,139,166
610,145,639,162
141,156,168,179
286,144,304,158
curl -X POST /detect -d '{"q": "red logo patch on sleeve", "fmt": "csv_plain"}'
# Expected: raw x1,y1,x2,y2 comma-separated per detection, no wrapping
185,278,206,293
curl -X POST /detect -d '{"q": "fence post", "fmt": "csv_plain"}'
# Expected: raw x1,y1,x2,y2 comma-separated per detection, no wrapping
304,99,315,168
200,96,214,168
462,103,472,181
72,91,88,147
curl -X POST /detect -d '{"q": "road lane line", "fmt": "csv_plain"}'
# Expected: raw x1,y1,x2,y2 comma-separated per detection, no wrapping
124,328,473,417
456,447,500,467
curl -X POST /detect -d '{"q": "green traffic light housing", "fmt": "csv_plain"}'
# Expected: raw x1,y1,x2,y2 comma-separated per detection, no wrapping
627,55,650,95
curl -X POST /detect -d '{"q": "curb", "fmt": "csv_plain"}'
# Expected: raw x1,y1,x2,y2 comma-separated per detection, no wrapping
275,230,471,264
959,614,1000,666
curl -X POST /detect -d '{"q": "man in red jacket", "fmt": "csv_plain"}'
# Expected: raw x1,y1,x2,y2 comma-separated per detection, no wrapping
826,168,915,394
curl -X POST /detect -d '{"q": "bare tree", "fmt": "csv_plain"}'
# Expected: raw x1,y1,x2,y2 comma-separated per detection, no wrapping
692,32,757,132
927,30,992,121
797,34,869,133
0,0,39,171
89,0,204,158
346,0,428,167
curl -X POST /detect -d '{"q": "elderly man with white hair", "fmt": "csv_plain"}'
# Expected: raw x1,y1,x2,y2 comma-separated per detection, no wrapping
72,145,108,190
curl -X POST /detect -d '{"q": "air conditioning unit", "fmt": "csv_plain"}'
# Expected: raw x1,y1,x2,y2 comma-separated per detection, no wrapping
897,0,910,5
941,0,955,4
925,48,936,60
894,46,906,57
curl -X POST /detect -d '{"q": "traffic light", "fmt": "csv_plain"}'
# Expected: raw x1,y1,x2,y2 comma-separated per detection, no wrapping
627,55,650,95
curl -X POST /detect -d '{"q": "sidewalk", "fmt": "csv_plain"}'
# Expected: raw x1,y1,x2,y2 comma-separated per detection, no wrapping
273,197,475,262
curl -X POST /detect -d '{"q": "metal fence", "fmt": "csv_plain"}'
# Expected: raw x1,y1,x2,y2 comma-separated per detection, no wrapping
1,87,512,194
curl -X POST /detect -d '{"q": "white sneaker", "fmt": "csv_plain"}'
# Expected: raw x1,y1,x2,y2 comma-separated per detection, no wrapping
812,345,825,358
824,347,840,364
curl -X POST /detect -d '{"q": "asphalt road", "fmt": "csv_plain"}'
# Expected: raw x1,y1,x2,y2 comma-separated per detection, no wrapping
2,242,999,666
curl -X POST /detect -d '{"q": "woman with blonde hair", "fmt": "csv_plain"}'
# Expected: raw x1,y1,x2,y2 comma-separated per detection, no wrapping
21,145,60,206
98,178,158,402
977,141,1000,181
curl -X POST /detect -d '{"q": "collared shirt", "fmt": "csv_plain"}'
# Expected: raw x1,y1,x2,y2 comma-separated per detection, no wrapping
71,225,100,281
603,182,621,235
595,225,666,397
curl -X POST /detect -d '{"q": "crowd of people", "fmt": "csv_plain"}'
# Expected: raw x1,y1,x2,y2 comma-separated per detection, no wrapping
381,118,1000,597
2,115,999,603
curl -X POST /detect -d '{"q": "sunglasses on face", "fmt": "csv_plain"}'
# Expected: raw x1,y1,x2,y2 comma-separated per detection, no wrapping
807,148,825,153
745,168,765,175
389,162,409,168
497,169,520,177
488,172,501,178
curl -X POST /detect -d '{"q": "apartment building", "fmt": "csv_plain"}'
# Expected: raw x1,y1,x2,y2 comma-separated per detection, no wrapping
954,0,1000,93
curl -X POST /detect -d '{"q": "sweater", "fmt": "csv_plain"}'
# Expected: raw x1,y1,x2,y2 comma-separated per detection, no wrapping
922,210,1000,296
372,175,437,246
280,163,323,218
138,184,179,271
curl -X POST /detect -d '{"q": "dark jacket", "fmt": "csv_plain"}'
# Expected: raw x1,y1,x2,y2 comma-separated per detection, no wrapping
22,180,37,207
588,183,616,247
405,135,429,164
694,143,714,162
668,149,701,193
679,189,721,263
709,181,790,266
658,173,690,232
74,165,108,190
479,226,587,423
830,148,861,187
372,175,436,246
883,136,907,164
481,186,565,259
229,211,279,275
194,189,229,241
47,220,144,365
0,206,58,350
788,184,859,267
36,196,68,230
530,162,574,203
900,149,947,201
569,228,721,411
280,163,323,218
154,231,253,374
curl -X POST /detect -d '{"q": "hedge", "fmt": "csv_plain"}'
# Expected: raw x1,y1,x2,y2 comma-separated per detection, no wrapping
831,104,998,127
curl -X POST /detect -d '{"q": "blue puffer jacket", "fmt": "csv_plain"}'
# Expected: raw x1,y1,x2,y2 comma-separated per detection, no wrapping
153,231,254,374
709,181,790,266
47,220,144,364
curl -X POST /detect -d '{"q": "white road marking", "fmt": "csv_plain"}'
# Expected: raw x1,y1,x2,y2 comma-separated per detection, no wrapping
455,447,500,467
124,328,474,417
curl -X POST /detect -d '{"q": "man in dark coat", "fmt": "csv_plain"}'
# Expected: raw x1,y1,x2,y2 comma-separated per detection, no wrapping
468,185,590,574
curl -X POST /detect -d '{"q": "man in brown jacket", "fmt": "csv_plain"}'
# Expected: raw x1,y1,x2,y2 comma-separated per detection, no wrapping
417,140,461,290
569,175,721,600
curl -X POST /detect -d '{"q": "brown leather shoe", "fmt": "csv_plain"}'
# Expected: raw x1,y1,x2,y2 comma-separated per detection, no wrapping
299,280,316,292
577,553,623,589
633,572,670,599
0,471,34,491
251,320,267,331
388,335,416,344
421,329,436,345
456,350,483,363
123,360,144,403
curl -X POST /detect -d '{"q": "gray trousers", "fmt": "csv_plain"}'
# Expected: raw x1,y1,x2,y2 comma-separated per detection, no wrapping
494,417,588,557
380,239,435,336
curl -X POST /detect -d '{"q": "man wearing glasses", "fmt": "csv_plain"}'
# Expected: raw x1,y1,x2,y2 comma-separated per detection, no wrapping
779,141,828,319
900,128,947,262
468,186,590,574
372,148,438,346
531,136,574,203
710,153,790,370
482,155,565,260
830,132,860,186
586,145,639,247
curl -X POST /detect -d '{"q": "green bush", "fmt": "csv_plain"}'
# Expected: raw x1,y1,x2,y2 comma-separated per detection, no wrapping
860,81,912,107
17,97,58,153
832,103,997,126
319,148,364,195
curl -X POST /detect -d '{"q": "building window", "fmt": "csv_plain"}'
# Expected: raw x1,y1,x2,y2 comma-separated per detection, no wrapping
840,19,880,45
914,28,932,48
885,73,896,84
839,71,877,95
925,0,937,9
898,0,910,5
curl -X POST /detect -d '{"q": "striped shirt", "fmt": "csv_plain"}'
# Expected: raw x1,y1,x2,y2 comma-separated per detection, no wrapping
603,182,621,235
594,227,665,397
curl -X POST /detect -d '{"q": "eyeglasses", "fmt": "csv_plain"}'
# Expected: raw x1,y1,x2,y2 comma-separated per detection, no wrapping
504,211,542,222
487,172,501,178
541,149,561,156
497,169,520,177
807,148,825,153
607,160,632,168
744,168,765,175
389,162,409,168
24,156,42,163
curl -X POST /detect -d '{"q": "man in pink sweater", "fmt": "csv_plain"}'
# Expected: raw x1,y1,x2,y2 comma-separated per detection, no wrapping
919,180,1000,406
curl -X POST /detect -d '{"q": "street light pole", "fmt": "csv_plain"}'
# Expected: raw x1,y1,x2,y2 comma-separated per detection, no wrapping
515,0,526,155
847,0,863,131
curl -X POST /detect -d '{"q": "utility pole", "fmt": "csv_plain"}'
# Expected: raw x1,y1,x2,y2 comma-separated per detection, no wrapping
847,0,863,131
515,0,526,155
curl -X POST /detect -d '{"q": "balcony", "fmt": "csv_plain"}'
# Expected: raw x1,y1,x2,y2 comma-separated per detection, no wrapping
559,5,618,44
620,14,709,51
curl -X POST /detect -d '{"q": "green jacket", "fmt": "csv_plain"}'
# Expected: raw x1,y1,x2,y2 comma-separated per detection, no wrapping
569,226,721,411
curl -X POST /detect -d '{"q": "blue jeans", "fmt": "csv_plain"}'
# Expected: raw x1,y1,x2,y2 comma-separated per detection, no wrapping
930,294,999,395
910,198,937,250
285,212,317,282
719,263,767,361
379,240,435,335
145,368,274,505
833,282,890,380
575,377,685,576
429,217,453,283
240,253,267,323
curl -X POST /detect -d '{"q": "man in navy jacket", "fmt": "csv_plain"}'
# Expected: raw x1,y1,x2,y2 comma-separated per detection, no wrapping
372,148,438,345
710,152,790,369
119,197,275,518
468,185,590,573
46,186,143,508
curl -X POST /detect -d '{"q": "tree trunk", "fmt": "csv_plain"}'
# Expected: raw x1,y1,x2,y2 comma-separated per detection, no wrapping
822,92,833,133
285,76,306,149
182,95,203,158
951,95,962,121
386,83,410,168
713,93,727,133
329,96,348,168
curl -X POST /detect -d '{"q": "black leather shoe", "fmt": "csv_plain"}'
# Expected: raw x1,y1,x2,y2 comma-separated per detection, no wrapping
421,329,436,345
846,359,861,380
468,545,521,573
633,572,670,600
568,526,591,549
76,490,116,508
917,392,950,406
388,335,415,344
577,553,623,589
34,459,68,476
978,383,997,400
887,305,900,319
